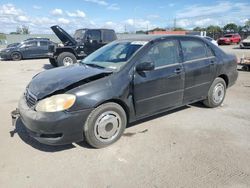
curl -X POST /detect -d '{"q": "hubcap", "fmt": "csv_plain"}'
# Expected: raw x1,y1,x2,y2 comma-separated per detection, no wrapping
63,57,73,66
94,111,121,142
13,53,20,60
212,83,225,104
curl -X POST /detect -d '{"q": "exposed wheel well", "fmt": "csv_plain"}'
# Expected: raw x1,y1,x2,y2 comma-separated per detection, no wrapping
56,48,76,56
218,74,229,87
97,99,130,123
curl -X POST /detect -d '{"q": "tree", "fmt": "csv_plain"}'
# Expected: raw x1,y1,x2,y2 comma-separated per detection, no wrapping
206,25,222,33
173,27,185,31
15,25,30,34
193,27,206,31
223,23,238,33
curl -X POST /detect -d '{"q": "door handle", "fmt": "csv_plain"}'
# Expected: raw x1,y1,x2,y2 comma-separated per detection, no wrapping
174,68,182,74
210,60,215,65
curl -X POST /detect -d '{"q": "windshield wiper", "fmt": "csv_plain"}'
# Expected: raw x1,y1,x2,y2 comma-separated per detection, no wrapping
85,63,105,69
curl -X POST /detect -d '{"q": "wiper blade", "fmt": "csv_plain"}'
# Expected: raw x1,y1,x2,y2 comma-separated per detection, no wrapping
85,63,105,69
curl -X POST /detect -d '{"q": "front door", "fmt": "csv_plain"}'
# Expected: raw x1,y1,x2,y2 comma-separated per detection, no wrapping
133,39,184,117
21,41,39,58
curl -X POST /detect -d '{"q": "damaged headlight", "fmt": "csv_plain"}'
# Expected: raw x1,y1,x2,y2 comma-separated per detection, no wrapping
35,94,76,112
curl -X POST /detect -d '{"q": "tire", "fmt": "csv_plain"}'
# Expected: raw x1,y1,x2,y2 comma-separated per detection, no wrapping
49,58,58,67
11,52,22,61
84,102,127,148
203,77,226,108
57,52,77,66
242,65,250,71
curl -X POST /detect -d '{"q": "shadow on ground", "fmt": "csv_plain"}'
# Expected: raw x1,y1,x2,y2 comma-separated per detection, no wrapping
43,63,54,70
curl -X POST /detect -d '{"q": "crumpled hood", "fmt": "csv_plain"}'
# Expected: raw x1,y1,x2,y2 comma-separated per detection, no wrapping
28,64,112,99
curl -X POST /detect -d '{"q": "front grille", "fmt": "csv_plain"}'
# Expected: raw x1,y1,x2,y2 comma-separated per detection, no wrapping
243,43,250,47
25,89,37,107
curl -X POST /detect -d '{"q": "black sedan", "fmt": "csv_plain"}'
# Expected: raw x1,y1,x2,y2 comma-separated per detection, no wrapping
0,39,54,60
16,35,238,148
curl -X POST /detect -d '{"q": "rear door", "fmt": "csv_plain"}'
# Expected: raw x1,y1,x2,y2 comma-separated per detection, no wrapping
39,41,50,57
133,39,184,117
180,39,216,104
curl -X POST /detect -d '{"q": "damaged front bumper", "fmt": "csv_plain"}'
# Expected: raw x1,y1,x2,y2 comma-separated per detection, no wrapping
16,96,92,145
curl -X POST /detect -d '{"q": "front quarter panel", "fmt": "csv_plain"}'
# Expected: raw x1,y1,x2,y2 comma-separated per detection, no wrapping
67,72,129,108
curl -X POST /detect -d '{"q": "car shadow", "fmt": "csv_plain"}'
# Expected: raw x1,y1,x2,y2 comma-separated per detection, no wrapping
43,63,54,70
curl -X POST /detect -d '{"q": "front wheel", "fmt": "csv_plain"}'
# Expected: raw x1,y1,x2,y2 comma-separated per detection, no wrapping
11,52,22,61
203,78,226,108
57,52,77,66
84,103,127,148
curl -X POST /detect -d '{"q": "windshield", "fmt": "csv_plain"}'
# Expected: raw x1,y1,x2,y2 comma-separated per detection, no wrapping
74,29,86,40
224,35,232,38
81,41,146,71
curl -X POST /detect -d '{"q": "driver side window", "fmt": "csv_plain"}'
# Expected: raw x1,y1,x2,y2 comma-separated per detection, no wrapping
141,40,180,68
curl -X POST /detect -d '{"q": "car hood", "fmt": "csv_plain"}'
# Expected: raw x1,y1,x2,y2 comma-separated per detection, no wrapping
219,37,230,40
0,47,16,52
28,64,112,99
242,39,250,43
51,25,77,46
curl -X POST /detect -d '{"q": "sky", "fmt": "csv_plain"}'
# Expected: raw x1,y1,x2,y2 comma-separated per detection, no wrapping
0,0,249,34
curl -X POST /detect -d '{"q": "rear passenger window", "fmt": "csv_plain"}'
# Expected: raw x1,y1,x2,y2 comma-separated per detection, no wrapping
87,30,101,42
40,41,48,46
103,30,116,43
206,45,215,57
142,40,180,68
180,40,207,61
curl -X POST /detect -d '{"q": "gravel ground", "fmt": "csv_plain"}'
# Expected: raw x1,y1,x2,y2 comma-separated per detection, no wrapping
0,45,249,188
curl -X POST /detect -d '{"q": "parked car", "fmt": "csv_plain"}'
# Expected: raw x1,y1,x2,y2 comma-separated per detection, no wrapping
48,25,117,67
0,39,55,60
15,35,238,148
240,36,250,49
218,33,241,45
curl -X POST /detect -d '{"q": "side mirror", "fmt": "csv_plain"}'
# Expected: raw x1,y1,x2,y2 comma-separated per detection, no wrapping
136,62,155,72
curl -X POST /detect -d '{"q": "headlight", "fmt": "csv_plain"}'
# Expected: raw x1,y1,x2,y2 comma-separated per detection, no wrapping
35,94,76,112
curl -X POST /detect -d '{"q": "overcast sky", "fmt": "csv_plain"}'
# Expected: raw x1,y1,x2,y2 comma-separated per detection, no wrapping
0,0,249,34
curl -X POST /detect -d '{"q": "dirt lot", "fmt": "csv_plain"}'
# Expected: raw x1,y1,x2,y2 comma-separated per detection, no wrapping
0,45,250,188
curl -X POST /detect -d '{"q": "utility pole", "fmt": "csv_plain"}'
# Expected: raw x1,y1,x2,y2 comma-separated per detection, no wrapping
173,18,176,30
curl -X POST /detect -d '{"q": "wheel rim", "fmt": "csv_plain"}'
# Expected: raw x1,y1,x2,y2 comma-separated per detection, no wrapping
63,57,73,66
94,111,122,142
12,53,20,60
212,83,225,104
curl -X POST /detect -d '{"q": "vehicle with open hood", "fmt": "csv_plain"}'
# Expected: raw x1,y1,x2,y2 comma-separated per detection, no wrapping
15,35,238,148
48,25,117,67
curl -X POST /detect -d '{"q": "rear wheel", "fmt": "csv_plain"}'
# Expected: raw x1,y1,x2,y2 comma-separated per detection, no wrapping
49,58,58,67
11,52,22,61
203,78,226,108
57,52,77,66
84,102,127,148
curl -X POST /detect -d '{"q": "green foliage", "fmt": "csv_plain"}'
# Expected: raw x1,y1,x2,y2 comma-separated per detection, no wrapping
15,25,30,34
173,27,185,31
223,23,238,32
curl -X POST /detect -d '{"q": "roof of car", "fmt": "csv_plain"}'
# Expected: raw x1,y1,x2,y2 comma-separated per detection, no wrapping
117,34,204,42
